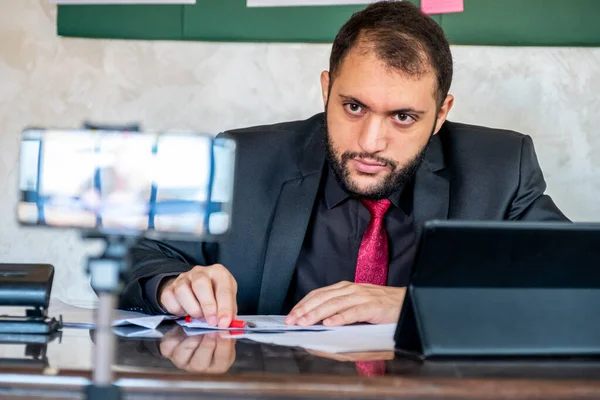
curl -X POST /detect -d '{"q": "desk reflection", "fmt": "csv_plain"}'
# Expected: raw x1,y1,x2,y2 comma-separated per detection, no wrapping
109,324,600,382
159,327,236,374
4,326,600,400
113,323,396,376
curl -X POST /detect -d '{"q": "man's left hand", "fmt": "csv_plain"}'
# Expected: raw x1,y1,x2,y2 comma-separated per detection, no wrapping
284,281,406,327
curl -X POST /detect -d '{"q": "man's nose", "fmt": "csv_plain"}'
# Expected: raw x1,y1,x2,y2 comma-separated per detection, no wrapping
357,116,387,154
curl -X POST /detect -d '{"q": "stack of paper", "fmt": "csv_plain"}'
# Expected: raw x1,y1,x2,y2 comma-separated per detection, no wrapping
41,301,397,353
43,299,177,330
179,315,329,332
179,315,396,353
224,324,396,353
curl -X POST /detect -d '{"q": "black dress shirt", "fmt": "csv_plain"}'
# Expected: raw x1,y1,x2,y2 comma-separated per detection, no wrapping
282,165,417,313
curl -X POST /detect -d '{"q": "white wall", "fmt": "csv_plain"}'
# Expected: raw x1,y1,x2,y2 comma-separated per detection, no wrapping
1,0,599,306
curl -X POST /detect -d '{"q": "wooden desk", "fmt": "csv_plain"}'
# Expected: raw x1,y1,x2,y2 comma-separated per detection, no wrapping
1,325,600,399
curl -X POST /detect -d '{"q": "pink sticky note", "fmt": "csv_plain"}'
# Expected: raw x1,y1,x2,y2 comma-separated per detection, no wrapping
421,0,464,15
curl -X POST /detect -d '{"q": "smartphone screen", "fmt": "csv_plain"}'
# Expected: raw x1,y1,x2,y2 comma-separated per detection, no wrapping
18,129,235,240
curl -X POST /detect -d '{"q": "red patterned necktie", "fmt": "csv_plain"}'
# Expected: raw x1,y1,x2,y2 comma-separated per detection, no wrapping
354,199,390,377
356,360,386,377
355,199,391,286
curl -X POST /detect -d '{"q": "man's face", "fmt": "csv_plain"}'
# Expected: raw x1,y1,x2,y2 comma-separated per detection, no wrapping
321,46,452,199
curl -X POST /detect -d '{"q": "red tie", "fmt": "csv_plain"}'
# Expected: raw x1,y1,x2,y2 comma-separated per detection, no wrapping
354,199,390,377
355,199,391,286
356,360,386,377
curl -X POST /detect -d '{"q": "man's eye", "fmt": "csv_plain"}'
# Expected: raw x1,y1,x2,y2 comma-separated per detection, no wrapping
394,113,416,125
344,103,364,115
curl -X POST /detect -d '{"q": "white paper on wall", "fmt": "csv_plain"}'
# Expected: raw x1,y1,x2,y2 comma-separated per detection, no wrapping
247,0,377,7
49,0,195,4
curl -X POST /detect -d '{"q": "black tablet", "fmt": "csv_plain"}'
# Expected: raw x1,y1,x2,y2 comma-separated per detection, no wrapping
395,220,600,358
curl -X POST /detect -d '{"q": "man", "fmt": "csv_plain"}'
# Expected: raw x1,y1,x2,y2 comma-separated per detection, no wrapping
120,1,568,328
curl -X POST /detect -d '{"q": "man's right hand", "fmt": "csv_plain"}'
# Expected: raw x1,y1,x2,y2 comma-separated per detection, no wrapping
159,264,238,328
160,327,236,374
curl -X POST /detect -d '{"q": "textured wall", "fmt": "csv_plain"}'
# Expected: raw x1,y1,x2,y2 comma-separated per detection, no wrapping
0,0,598,306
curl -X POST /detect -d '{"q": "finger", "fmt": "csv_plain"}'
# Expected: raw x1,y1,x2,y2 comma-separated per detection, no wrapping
160,284,186,316
210,274,237,328
287,281,353,324
173,279,203,319
290,281,352,315
322,304,371,327
159,327,187,357
287,285,356,325
190,272,218,326
305,349,352,362
232,280,239,318
297,294,368,326
207,336,236,374
160,335,184,358
285,289,323,325
162,325,187,340
170,336,202,369
188,333,218,372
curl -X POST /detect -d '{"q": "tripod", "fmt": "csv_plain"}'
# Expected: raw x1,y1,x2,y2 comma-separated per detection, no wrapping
84,234,138,400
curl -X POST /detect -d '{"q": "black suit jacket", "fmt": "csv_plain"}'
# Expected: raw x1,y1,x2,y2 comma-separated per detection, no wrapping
120,113,568,315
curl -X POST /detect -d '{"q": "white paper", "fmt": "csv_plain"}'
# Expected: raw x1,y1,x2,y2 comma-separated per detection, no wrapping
47,299,96,328
180,315,396,353
112,310,177,330
179,315,330,332
112,325,165,338
50,0,195,4
112,324,177,338
247,0,374,6
46,299,176,329
228,324,396,353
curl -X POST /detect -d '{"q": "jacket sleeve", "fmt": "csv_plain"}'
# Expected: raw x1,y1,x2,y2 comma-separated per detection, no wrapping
507,135,569,222
118,238,218,314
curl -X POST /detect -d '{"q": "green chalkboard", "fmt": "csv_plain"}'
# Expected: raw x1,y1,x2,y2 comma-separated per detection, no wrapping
441,0,600,46
57,4,184,40
57,0,600,46
183,2,381,43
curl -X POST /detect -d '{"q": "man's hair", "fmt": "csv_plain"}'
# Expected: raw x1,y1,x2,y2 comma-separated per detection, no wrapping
329,1,453,106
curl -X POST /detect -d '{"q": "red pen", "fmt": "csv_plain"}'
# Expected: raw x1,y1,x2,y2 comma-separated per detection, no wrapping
229,320,246,329
226,319,257,328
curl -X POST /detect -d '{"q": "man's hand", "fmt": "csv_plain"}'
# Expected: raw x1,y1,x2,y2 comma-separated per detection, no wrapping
306,349,395,362
285,281,406,327
159,264,238,328
159,327,236,374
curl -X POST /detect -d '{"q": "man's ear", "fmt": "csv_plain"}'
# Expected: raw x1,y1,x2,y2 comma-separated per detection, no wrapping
320,71,330,108
432,94,454,135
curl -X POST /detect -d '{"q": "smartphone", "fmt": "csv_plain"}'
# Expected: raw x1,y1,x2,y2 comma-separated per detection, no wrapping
18,128,236,240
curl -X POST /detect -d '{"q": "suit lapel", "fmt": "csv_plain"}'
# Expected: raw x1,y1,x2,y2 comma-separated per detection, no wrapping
257,173,322,314
257,116,325,314
413,132,450,238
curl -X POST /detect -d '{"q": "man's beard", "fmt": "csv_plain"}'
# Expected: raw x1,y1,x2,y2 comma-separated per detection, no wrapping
324,120,433,200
